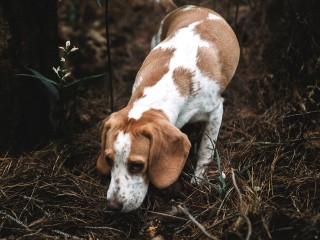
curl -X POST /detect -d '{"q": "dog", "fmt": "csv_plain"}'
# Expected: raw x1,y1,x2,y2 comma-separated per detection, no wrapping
97,5,240,212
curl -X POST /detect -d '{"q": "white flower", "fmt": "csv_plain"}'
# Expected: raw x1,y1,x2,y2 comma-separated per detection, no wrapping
63,72,71,79
70,46,79,52
52,66,60,74
59,46,66,51
60,57,66,62
66,41,71,48
221,171,226,179
52,66,61,77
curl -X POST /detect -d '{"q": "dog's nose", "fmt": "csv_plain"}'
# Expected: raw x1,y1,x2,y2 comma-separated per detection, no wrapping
106,198,123,211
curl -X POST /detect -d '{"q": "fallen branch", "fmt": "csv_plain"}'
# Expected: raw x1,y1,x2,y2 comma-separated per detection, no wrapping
177,205,217,240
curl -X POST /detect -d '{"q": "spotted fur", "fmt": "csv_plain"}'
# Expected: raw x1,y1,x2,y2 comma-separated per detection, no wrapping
97,6,240,212
106,131,149,212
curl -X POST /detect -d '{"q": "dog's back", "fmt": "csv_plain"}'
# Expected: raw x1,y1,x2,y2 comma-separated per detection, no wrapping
131,6,240,127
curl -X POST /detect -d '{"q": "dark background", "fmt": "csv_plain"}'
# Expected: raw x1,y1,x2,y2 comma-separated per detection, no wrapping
0,0,319,239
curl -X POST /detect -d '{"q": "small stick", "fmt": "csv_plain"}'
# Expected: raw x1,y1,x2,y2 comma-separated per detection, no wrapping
51,229,84,240
148,211,188,221
85,226,128,236
231,169,252,240
0,210,30,231
177,205,218,240
105,0,114,112
239,213,252,240
208,213,239,229
231,169,243,210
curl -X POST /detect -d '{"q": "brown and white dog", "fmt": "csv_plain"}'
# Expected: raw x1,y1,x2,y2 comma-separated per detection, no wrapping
97,6,240,212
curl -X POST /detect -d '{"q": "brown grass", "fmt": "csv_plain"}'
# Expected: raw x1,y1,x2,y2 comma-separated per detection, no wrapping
1,0,320,239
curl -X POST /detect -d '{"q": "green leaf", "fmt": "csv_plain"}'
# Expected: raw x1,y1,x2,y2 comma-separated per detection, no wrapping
63,73,106,88
17,72,58,102
191,174,220,193
215,150,226,189
16,68,60,127
25,67,59,87
97,0,101,7
238,163,254,177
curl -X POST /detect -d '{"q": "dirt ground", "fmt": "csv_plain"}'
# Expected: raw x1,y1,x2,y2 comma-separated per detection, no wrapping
0,0,319,239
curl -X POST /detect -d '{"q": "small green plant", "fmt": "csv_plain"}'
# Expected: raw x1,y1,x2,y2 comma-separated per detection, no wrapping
214,150,228,197
197,150,230,198
17,41,105,134
193,149,252,198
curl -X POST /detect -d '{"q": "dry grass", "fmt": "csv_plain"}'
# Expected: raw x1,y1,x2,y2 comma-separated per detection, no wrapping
1,0,320,239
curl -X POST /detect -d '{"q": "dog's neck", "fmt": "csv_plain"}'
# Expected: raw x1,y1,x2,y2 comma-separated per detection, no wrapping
127,78,183,125
115,106,172,133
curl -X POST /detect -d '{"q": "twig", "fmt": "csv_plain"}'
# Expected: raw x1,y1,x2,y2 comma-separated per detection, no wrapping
231,169,252,240
261,214,272,239
105,0,114,112
23,195,50,216
227,136,320,147
177,205,217,240
148,211,188,221
215,187,234,217
208,213,239,230
239,213,252,240
174,205,213,235
0,210,30,231
232,169,243,211
283,110,320,119
51,229,84,240
85,226,128,236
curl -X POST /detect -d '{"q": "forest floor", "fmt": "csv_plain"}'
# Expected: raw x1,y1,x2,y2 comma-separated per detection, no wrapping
1,0,319,239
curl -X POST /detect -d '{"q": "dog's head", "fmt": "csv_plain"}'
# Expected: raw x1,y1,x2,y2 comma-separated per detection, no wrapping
97,109,191,212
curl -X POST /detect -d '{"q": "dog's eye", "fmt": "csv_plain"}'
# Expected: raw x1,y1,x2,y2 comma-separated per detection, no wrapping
128,163,144,173
105,156,113,167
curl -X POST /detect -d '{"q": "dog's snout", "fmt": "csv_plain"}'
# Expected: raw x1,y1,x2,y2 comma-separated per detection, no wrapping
106,198,123,211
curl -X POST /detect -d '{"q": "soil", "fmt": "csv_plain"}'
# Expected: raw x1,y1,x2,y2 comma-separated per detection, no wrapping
0,0,319,239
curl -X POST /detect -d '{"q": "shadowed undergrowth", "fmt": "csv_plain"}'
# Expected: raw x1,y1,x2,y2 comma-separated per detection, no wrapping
1,0,319,239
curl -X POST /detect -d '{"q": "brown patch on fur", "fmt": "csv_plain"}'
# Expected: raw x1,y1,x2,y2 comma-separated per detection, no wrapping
138,110,191,189
130,48,175,102
160,6,210,41
172,67,194,96
96,153,110,175
194,19,240,91
128,133,150,184
158,7,239,92
196,46,222,84
97,108,131,175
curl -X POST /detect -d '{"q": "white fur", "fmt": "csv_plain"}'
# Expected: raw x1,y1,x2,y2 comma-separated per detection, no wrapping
181,5,195,11
129,16,224,182
129,20,220,125
208,13,222,21
107,131,149,212
105,6,238,211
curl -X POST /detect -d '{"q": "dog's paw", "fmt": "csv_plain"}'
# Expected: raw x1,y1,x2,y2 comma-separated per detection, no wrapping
190,167,206,185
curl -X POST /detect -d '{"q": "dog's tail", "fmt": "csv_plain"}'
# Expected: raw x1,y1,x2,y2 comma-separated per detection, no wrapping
154,0,177,13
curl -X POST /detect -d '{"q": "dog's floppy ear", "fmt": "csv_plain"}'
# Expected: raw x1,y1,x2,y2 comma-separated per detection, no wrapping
142,120,191,189
96,116,111,175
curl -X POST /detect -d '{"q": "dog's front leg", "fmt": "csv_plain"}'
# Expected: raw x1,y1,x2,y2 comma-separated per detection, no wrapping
192,100,224,183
